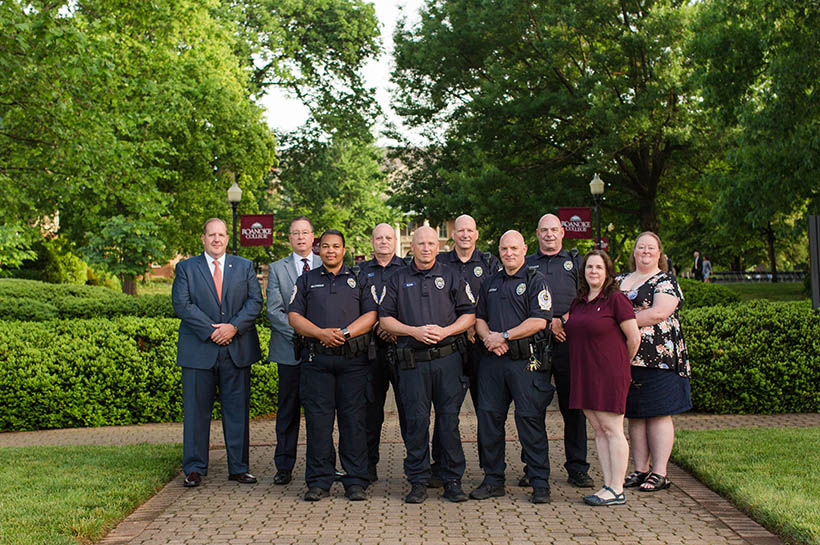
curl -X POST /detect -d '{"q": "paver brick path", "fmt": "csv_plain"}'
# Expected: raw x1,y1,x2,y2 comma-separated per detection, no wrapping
4,397,816,544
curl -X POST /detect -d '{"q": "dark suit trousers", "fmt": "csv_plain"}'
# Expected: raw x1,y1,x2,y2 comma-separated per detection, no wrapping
365,345,407,470
182,348,251,476
274,363,301,472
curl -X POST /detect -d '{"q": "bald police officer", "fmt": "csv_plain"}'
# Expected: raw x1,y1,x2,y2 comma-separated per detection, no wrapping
524,214,593,488
358,223,407,482
471,230,554,504
380,226,476,504
434,214,500,483
288,229,378,501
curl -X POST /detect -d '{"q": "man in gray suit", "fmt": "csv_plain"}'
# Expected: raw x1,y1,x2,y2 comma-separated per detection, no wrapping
172,217,263,488
266,216,320,485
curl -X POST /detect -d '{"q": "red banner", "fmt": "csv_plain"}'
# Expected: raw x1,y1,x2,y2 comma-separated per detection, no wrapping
600,237,610,251
239,214,274,246
558,207,593,239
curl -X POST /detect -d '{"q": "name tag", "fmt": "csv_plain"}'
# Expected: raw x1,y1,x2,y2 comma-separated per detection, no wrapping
367,272,375,277
310,284,325,288
488,287,498,293
403,282,416,288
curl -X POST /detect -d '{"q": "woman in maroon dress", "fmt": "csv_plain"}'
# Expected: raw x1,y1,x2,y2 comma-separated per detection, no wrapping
565,250,640,506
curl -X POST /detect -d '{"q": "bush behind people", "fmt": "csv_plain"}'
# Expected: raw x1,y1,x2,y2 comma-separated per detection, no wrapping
682,300,820,413
0,317,277,431
677,278,740,309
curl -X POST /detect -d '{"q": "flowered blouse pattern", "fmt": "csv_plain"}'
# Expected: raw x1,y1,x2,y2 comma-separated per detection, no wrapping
616,271,691,378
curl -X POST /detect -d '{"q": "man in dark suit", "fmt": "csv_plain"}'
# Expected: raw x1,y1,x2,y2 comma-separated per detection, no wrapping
693,251,704,281
172,217,263,487
266,216,321,485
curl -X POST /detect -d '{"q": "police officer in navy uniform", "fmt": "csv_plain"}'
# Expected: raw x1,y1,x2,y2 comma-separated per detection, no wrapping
380,226,476,504
471,230,554,504
288,229,378,501
523,213,593,489
358,223,408,482
434,214,500,485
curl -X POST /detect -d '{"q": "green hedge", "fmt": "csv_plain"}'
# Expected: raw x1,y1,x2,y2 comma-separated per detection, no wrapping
678,278,740,309
682,300,820,413
0,317,277,431
1,279,176,321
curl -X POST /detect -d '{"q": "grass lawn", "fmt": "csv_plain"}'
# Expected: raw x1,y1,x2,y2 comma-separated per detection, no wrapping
720,281,808,302
0,443,181,545
673,427,820,545
137,278,173,296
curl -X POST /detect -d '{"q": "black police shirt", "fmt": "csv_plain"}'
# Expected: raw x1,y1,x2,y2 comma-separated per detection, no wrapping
357,255,406,306
380,259,476,350
289,264,378,332
524,248,581,316
477,265,553,332
438,249,502,298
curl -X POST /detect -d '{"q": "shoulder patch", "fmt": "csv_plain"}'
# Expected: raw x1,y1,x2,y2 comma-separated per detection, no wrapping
563,260,573,271
515,282,526,296
289,284,298,305
537,289,552,311
465,283,476,304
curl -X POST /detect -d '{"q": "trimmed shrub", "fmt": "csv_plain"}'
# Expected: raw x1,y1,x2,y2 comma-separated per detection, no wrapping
682,300,820,413
0,317,276,431
1,295,59,321
0,278,120,300
678,278,740,309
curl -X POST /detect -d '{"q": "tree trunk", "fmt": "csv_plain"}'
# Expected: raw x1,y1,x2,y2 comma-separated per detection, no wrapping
732,254,742,273
765,222,778,283
121,274,137,295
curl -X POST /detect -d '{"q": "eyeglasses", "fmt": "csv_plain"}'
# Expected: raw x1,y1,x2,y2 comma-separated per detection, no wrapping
289,231,313,237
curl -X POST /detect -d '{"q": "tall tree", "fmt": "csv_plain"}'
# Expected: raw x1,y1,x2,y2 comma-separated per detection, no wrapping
271,128,398,259
690,0,820,280
390,0,711,238
1,0,277,292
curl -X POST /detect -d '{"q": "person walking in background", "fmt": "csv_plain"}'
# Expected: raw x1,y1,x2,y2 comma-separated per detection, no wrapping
565,250,640,506
618,232,692,492
172,218,263,488
702,257,712,283
266,216,320,486
692,251,704,281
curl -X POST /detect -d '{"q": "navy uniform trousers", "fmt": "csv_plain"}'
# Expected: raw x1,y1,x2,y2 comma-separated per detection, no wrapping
477,354,554,488
551,340,590,475
365,344,408,471
182,346,250,476
300,352,370,490
398,351,468,484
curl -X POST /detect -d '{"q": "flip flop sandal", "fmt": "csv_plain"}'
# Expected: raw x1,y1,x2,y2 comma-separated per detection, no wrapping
639,472,671,492
624,470,650,488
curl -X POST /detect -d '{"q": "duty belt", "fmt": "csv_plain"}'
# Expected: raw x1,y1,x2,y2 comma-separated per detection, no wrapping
307,332,372,359
396,341,457,366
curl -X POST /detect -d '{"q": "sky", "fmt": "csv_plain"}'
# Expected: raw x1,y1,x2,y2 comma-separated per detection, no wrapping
258,0,426,145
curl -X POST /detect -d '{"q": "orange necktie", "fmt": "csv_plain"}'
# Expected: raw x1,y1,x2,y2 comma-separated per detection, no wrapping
213,260,222,303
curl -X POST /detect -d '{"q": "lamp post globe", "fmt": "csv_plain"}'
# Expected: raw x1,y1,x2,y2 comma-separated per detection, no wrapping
589,173,604,250
227,181,242,254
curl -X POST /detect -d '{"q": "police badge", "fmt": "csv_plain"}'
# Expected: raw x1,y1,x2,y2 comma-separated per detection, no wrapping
515,282,526,296
473,266,483,277
289,284,298,304
347,277,357,288
434,277,445,289
563,260,573,271
537,289,552,311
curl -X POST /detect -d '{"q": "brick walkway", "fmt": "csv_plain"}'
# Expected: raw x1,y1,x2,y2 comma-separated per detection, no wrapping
4,398,817,545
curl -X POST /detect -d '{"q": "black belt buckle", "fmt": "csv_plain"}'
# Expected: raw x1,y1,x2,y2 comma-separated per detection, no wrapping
429,347,440,360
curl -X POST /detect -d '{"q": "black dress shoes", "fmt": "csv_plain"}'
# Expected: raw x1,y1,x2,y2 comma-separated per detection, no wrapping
273,470,292,485
184,472,201,487
304,487,330,501
228,472,257,484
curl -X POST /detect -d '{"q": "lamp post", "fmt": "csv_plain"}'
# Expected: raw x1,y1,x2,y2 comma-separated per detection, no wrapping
589,173,604,250
227,180,242,254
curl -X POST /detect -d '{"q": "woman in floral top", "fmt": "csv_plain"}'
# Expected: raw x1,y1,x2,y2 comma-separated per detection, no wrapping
616,232,692,492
